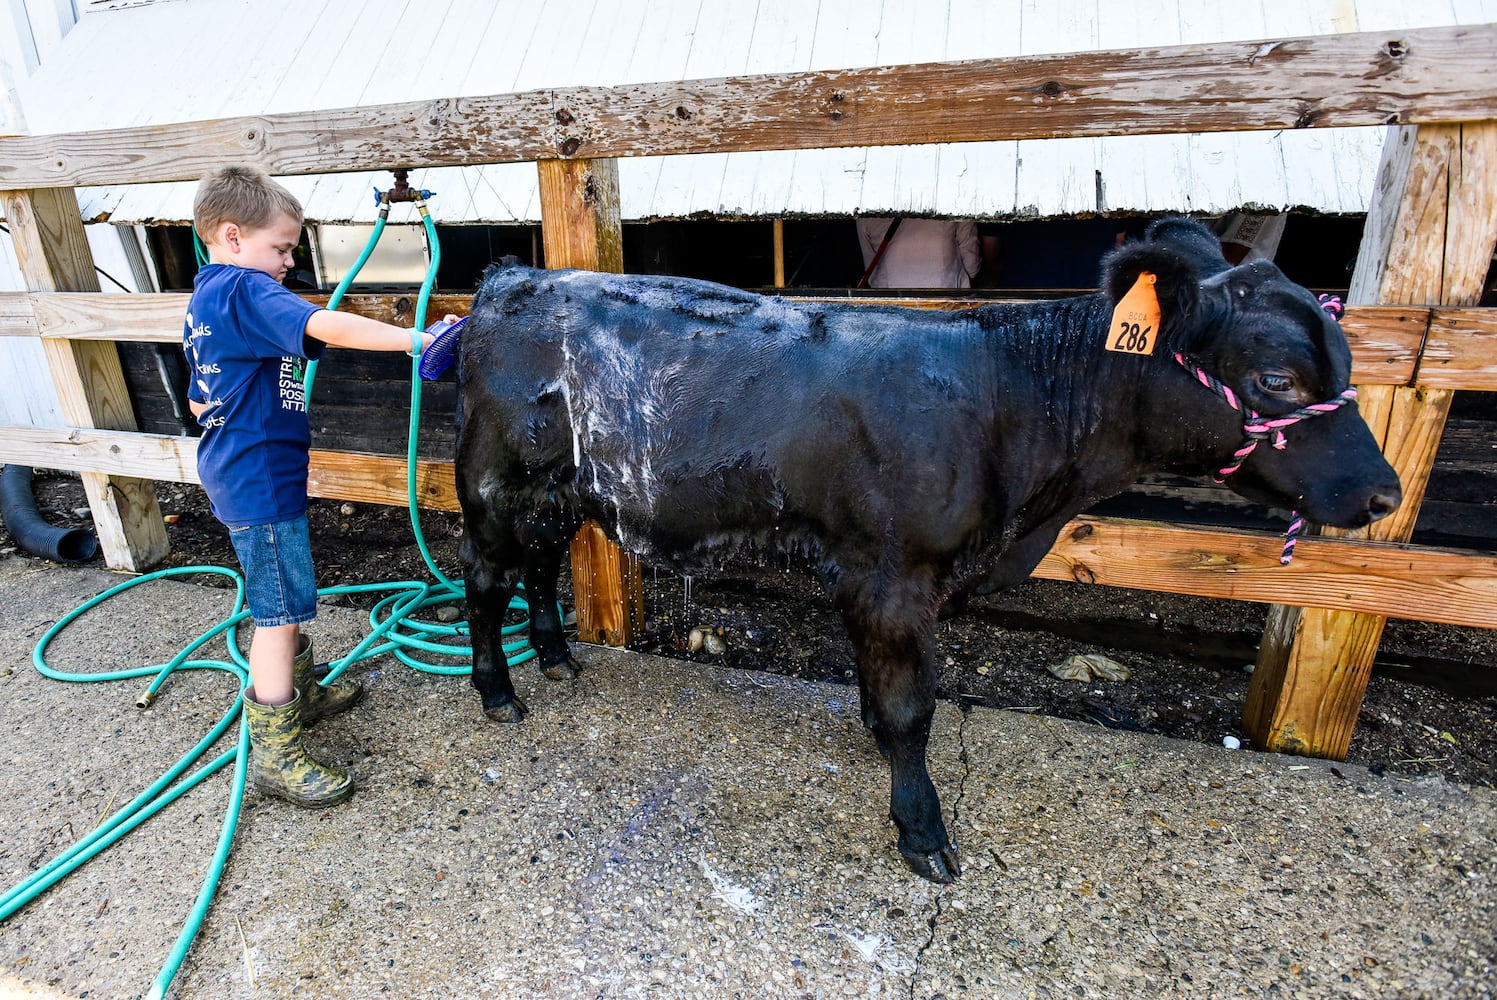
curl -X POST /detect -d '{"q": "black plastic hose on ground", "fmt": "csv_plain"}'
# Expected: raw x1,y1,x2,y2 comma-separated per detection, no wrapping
0,465,99,563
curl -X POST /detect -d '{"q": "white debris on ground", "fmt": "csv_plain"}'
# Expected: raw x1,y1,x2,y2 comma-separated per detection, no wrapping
700,860,763,916
818,926,915,974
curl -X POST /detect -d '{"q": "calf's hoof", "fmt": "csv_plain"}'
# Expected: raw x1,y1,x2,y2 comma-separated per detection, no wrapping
482,694,528,723
542,656,581,681
902,842,962,884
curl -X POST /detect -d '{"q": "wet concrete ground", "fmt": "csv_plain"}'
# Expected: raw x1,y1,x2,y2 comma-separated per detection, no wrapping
0,556,1493,999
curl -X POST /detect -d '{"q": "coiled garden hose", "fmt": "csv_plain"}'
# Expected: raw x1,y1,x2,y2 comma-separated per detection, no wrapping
4,185,533,999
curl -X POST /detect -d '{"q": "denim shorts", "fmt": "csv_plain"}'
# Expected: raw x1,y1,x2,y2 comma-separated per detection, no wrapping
227,515,318,627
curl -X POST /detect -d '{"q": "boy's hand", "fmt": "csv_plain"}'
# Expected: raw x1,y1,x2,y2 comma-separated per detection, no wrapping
411,313,460,354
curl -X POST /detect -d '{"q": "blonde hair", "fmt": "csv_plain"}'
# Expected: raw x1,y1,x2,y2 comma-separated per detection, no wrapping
193,166,303,241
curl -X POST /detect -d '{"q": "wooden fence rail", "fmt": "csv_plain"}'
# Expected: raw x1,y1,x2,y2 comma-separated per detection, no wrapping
2,25,1495,188
0,295,1460,382
3,421,1495,633
1,23,1494,763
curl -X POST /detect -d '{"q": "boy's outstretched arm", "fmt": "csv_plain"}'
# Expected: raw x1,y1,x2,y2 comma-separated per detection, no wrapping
306,309,451,353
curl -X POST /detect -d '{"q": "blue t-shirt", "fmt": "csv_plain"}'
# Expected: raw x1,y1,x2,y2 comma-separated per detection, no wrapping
183,265,325,527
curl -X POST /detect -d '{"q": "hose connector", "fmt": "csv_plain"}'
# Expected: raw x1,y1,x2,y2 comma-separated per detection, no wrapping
136,686,156,710
379,168,433,205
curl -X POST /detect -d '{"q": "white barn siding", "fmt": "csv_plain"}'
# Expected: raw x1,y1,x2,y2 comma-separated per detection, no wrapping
2,0,79,431
0,229,61,428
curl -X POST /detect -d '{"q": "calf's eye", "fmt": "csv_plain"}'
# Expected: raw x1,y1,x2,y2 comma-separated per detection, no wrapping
1256,373,1294,394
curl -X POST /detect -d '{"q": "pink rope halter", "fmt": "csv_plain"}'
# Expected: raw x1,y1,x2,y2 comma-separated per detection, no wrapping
1172,343,1358,565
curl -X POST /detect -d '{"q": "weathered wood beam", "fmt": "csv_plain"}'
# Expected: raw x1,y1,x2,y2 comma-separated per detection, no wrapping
3,25,1496,188
0,425,201,482
0,291,478,341
1030,518,1497,630
0,291,31,333
536,157,643,647
9,417,1496,630
0,426,458,509
538,158,624,270
2,290,1464,387
773,220,785,289
306,449,458,511
1246,122,1497,760
1418,306,1497,390
0,292,768,341
0,188,167,571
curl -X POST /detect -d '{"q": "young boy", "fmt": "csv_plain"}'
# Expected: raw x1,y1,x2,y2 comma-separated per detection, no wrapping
184,165,440,807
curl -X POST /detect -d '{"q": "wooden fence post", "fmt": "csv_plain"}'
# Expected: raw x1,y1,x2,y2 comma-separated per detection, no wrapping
535,157,644,646
1244,123,1497,758
1,187,168,571
773,219,786,288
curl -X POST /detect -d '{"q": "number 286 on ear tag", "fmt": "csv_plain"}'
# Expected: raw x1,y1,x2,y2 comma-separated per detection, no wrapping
1106,270,1161,355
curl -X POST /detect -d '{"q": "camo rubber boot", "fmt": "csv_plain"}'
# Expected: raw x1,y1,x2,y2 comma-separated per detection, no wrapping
243,687,354,808
292,637,363,725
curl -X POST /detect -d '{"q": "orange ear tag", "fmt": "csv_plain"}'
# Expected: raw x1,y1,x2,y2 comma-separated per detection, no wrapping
1106,270,1162,356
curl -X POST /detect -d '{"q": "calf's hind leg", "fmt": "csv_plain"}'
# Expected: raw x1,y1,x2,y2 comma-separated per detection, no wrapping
460,501,581,721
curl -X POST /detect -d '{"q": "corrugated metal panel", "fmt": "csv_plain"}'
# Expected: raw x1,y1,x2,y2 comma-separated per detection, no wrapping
18,0,1497,224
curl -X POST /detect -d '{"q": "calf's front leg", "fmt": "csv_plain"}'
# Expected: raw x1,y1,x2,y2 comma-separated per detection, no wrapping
839,582,961,883
459,531,528,722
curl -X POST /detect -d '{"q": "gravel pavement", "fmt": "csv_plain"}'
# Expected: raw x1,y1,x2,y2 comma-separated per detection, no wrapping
0,556,1493,999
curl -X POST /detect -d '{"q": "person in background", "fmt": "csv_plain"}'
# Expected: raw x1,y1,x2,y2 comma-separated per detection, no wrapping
855,217,982,289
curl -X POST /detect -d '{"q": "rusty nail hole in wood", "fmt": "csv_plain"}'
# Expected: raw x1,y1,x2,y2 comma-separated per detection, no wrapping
1382,40,1407,59
559,137,582,157
554,108,575,126
1040,81,1063,98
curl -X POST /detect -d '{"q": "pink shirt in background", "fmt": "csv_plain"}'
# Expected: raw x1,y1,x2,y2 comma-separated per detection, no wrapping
856,217,981,289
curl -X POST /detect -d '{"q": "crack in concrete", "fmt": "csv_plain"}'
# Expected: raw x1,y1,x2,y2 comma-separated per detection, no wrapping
908,702,974,998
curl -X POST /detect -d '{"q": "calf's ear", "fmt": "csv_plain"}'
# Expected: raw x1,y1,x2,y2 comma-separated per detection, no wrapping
1100,236,1204,355
1141,217,1231,277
